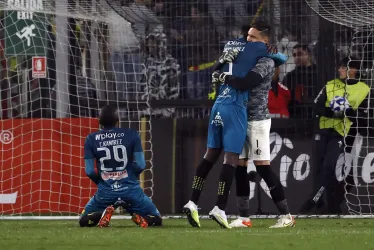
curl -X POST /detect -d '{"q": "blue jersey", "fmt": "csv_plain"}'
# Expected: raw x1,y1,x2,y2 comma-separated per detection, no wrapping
215,39,268,109
84,127,145,193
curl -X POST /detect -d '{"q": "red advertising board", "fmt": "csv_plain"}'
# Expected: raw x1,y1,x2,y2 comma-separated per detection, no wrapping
0,118,98,215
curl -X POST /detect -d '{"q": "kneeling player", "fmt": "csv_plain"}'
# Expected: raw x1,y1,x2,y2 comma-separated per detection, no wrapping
79,105,162,228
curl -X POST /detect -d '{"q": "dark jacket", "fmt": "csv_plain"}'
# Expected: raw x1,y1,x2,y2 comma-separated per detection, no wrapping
283,64,318,117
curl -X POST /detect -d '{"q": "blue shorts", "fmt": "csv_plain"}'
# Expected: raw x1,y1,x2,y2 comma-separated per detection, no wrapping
207,103,247,154
81,187,160,217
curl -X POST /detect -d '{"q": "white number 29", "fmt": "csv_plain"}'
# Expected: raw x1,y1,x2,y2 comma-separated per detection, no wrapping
97,145,128,171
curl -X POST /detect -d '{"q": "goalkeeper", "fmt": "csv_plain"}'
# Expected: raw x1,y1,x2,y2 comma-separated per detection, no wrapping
79,105,162,228
300,57,370,213
223,23,294,228
183,27,286,229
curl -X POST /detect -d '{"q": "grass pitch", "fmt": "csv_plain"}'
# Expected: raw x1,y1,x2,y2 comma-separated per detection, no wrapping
1,218,373,250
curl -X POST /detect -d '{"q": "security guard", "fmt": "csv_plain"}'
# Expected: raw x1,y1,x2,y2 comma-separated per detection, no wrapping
300,57,370,213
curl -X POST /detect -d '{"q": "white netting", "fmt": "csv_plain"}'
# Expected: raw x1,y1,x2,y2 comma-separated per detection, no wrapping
304,0,374,30
305,0,374,214
0,0,154,215
343,28,374,214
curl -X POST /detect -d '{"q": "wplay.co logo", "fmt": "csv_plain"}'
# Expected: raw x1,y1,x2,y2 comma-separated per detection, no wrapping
0,130,14,144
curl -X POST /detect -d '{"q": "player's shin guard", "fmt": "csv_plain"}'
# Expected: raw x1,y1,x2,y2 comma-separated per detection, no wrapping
79,212,102,227
190,159,214,204
235,167,250,217
256,165,290,215
216,164,236,210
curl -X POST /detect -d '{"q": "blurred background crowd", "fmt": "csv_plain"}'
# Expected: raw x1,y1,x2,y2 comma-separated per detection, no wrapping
0,0,372,120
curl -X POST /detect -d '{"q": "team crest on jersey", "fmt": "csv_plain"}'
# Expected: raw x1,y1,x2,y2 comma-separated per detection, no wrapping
254,148,262,156
101,170,128,181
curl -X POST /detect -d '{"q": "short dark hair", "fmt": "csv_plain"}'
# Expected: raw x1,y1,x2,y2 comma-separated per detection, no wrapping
99,105,119,128
293,44,311,53
339,57,361,69
251,22,271,38
241,24,250,38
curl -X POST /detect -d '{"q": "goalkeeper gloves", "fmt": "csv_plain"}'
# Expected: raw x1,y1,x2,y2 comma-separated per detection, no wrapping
219,49,239,64
212,71,227,83
209,71,227,100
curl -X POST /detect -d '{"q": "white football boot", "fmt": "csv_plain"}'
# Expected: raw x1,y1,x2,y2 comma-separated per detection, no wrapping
229,217,252,228
269,214,295,228
209,206,231,229
183,200,201,227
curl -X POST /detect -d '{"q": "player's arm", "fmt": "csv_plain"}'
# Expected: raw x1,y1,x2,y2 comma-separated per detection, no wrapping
133,132,146,174
209,48,239,99
266,52,287,67
211,48,239,72
314,84,350,118
84,136,100,185
224,57,274,91
314,85,337,118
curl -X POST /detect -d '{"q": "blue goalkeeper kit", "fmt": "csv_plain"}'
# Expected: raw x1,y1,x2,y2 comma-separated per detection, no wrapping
208,38,287,154
82,127,159,217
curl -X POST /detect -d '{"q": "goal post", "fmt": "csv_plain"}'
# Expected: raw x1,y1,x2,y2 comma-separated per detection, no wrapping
0,0,154,217
304,0,374,214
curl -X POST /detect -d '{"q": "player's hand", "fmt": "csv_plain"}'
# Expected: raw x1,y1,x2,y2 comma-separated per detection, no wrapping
209,71,226,100
209,71,219,100
219,49,239,64
266,43,278,54
212,71,227,83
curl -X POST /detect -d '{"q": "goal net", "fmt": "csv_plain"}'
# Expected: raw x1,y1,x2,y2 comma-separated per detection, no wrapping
305,0,374,214
0,0,155,216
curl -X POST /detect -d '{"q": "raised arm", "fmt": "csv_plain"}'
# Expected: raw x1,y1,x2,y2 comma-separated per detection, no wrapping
266,52,288,67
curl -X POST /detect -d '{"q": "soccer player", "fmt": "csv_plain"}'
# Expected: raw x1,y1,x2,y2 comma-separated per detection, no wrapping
183,25,287,229
224,22,295,228
79,105,162,228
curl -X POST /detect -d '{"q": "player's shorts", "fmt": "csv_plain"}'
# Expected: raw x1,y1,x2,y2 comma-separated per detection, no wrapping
80,187,160,217
239,119,271,161
207,103,247,154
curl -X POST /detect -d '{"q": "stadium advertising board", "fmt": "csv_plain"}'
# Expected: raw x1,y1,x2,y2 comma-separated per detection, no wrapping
1,118,374,215
152,119,374,214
